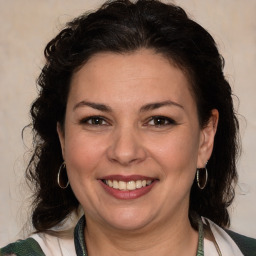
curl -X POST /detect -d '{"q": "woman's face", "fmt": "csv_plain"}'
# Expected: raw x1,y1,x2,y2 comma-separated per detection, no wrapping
58,49,217,231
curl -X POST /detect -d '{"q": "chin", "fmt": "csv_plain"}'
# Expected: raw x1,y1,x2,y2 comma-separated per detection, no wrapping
100,208,155,231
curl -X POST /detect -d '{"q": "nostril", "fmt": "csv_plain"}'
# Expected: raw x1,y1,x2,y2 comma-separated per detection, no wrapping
106,147,147,166
106,131,147,165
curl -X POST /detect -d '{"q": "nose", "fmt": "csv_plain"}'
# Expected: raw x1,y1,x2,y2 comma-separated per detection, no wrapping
107,127,147,166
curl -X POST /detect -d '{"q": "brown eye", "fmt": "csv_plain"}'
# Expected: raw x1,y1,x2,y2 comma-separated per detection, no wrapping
80,116,108,126
147,116,176,127
153,117,167,126
90,117,105,125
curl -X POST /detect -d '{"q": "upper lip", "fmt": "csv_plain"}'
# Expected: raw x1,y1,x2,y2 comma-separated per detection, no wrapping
99,175,157,182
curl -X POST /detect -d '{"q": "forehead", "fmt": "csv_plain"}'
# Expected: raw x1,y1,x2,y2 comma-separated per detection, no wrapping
69,49,196,109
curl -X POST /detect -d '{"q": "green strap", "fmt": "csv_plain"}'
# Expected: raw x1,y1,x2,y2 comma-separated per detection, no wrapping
197,217,204,256
74,216,88,256
0,237,45,256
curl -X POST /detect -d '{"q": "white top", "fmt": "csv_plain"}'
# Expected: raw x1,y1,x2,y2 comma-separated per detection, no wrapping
31,233,76,256
30,218,244,256
203,218,243,255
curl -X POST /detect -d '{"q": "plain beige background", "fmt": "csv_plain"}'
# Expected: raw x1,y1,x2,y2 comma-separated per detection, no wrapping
0,0,256,246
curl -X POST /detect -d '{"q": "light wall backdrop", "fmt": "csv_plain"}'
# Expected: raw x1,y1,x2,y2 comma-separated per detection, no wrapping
0,0,256,246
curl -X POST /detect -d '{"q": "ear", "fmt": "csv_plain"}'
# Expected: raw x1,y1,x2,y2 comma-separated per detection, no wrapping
197,109,219,168
57,122,65,159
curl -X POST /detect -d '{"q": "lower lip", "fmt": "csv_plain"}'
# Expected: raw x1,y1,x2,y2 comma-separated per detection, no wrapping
100,180,157,200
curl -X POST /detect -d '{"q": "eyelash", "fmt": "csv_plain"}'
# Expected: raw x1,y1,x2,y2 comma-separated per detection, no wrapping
145,116,177,127
79,115,176,127
79,116,109,126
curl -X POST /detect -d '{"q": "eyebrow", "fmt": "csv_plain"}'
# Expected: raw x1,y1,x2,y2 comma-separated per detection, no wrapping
73,100,183,112
73,101,112,112
139,100,184,112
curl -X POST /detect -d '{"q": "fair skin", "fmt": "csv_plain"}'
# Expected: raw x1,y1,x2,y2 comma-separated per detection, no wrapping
57,49,218,256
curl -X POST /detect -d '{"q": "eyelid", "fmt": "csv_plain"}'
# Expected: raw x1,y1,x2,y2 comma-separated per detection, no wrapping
144,116,177,126
79,115,111,126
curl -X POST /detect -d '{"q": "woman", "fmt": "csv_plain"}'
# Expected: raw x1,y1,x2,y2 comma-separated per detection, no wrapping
1,0,255,255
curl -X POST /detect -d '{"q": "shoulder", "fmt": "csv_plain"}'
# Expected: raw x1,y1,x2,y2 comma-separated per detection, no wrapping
203,217,256,256
1,232,76,256
225,229,256,256
0,237,45,256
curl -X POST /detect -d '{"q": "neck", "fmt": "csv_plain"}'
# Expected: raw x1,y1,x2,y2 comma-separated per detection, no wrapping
84,212,198,256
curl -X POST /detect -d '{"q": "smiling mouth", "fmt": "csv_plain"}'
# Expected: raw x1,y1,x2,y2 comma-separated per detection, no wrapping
102,179,153,191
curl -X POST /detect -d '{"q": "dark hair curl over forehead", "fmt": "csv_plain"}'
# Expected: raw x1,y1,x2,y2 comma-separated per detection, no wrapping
27,0,240,233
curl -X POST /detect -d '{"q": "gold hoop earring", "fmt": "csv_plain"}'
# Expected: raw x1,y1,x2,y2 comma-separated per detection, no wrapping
57,162,70,189
196,166,208,190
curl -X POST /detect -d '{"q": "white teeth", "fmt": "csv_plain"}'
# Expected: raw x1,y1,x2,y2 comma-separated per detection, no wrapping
104,179,153,191
135,180,142,189
119,181,126,190
108,180,113,187
113,180,119,189
127,181,136,190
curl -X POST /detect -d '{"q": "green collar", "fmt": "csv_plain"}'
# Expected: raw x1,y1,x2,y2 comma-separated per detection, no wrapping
74,216,204,256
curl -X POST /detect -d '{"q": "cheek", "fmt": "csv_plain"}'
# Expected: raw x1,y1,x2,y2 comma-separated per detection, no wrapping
63,131,106,180
63,132,108,207
149,129,200,178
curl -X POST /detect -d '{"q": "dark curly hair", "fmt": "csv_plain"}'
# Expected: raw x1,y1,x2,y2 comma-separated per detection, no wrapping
26,0,240,233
